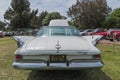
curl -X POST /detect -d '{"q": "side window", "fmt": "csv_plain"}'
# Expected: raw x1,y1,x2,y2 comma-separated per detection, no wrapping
37,28,44,36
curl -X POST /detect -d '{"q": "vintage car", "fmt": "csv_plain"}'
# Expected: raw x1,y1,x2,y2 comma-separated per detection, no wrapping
79,29,93,36
107,30,120,41
12,20,103,70
88,28,108,39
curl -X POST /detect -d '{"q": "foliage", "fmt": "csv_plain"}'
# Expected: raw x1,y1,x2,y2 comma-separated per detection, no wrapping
104,8,120,28
4,0,64,29
11,0,30,13
4,7,15,20
4,0,39,30
0,21,6,30
67,0,111,29
29,9,39,28
42,12,62,26
38,11,48,27
68,21,79,28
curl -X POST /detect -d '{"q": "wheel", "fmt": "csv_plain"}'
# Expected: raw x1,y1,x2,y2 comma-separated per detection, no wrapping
110,39,113,41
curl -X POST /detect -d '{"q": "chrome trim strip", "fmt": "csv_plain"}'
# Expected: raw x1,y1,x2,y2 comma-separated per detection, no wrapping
12,61,103,70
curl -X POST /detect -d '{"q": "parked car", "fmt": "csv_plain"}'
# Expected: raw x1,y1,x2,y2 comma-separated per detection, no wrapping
0,31,4,38
88,28,108,38
107,30,120,41
5,31,13,36
80,29,93,36
88,28,103,35
12,20,103,70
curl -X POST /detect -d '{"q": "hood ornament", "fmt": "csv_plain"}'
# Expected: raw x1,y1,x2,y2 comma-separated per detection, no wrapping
55,41,61,53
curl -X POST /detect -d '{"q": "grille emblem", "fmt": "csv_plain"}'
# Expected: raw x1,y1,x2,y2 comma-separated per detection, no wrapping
55,41,61,53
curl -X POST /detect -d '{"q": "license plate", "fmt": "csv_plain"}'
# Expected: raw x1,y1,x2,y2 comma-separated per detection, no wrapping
50,55,66,63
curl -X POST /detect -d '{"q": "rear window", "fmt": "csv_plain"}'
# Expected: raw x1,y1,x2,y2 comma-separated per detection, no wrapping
37,26,79,36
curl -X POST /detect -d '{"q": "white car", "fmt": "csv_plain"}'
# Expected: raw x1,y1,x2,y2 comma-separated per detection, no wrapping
12,20,103,70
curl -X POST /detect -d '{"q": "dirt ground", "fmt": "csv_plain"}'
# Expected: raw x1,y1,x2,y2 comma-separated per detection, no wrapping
99,39,120,45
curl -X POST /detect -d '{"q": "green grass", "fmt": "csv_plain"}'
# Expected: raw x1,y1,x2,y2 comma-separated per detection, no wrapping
98,44,120,80
0,37,30,80
0,37,120,80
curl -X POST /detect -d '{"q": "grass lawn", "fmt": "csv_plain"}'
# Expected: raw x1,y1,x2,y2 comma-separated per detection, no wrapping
0,37,120,80
98,43,120,80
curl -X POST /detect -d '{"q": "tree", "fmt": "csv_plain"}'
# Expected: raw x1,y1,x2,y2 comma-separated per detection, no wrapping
30,9,39,28
67,0,111,29
11,0,30,14
104,8,120,28
0,21,6,30
38,11,48,27
11,0,30,29
4,0,39,30
42,12,62,26
4,7,15,20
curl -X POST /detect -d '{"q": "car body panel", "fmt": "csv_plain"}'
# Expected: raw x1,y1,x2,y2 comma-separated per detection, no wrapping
49,19,69,26
24,36,90,51
12,20,103,70
12,62,103,70
13,35,103,48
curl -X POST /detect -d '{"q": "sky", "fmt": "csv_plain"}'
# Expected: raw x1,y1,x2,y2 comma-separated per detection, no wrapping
0,0,120,22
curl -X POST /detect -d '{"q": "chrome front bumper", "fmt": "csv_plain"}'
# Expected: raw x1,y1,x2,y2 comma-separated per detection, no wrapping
12,61,103,70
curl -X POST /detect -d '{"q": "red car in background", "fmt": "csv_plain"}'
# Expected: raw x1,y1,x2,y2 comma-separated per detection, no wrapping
107,30,120,41
88,28,108,38
0,31,4,38
89,28,120,41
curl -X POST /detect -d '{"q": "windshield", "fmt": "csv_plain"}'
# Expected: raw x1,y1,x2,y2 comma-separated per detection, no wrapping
37,26,79,36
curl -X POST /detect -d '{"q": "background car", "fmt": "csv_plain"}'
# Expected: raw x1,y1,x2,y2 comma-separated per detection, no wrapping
0,31,4,38
88,28,108,39
107,29,120,41
79,29,93,36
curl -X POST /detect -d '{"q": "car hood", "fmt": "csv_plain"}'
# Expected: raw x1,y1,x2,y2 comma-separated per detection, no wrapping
24,36,90,51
